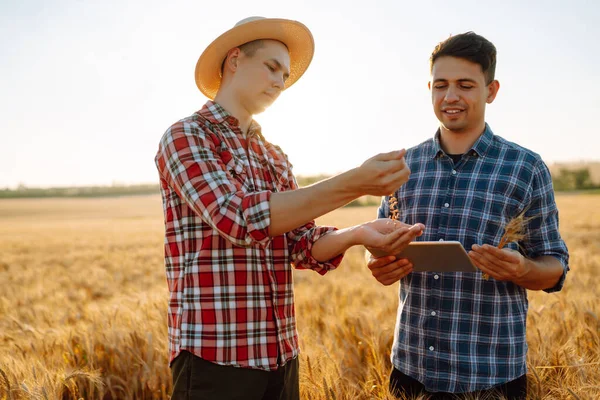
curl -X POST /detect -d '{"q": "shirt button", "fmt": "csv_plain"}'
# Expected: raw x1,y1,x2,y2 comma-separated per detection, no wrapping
444,203,450,208
434,274,439,280
431,311,437,316
429,346,435,351
452,170,457,175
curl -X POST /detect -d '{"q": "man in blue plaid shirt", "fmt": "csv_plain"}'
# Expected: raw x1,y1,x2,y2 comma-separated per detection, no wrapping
368,32,569,399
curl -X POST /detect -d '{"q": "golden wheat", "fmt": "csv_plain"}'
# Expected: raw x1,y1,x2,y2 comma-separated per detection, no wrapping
0,195,598,399
388,194,399,221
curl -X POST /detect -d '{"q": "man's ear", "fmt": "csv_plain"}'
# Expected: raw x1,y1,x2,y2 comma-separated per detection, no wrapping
224,48,242,74
486,80,500,104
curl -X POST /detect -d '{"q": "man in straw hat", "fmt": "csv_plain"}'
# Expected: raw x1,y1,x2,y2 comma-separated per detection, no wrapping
155,16,424,399
367,32,569,399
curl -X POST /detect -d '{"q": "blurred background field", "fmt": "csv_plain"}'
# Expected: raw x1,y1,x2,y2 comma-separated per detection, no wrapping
0,194,598,399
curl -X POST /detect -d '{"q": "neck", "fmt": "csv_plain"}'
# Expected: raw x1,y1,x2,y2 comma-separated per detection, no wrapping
213,89,253,135
439,121,486,154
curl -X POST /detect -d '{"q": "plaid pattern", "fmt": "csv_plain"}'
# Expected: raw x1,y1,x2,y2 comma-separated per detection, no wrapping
155,101,342,371
378,124,569,393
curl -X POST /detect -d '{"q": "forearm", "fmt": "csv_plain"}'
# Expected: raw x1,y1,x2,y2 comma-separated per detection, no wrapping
269,169,363,236
514,255,564,290
311,226,361,262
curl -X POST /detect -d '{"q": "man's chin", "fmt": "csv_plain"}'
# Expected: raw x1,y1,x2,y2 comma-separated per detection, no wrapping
251,101,273,115
441,121,469,133
251,106,268,115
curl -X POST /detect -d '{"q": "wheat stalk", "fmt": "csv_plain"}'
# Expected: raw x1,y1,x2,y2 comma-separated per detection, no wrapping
497,211,529,249
482,210,530,280
0,367,13,400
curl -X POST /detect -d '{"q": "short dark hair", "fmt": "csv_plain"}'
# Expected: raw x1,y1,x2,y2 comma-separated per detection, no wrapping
238,39,265,57
430,32,497,84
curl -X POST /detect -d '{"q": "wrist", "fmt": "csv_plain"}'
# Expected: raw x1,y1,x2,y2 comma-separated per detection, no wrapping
337,168,365,198
343,225,363,247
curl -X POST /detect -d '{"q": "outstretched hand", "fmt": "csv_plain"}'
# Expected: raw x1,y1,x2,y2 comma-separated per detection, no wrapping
358,218,424,257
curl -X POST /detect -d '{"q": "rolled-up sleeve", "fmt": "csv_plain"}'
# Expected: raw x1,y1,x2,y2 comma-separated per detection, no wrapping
284,173,343,274
522,160,570,293
287,223,343,275
155,121,272,247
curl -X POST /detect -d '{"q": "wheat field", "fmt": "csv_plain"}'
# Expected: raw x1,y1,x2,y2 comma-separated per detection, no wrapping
0,194,598,399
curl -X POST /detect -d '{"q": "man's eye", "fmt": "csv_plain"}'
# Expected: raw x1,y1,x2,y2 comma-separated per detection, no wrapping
434,85,447,89
461,85,473,89
266,64,275,72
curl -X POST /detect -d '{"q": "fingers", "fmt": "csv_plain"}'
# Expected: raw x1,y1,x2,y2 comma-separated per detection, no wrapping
472,247,505,271
469,254,508,282
367,158,409,195
362,226,408,253
373,218,409,233
385,225,425,254
371,258,413,286
478,244,519,263
361,150,411,196
469,250,502,276
373,149,407,162
469,244,519,281
469,255,500,280
367,255,396,271
370,223,425,257
384,163,411,192
411,223,426,232
471,245,519,269
369,256,406,275
381,226,411,247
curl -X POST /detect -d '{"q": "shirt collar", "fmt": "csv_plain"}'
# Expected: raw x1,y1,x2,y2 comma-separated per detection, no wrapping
431,123,494,159
198,100,263,139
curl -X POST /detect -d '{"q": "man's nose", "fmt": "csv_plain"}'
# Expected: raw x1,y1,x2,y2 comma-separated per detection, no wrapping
272,74,285,90
444,86,459,102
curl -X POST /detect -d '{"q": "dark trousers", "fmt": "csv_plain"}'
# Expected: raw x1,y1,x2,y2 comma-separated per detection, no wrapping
390,367,527,400
170,350,299,400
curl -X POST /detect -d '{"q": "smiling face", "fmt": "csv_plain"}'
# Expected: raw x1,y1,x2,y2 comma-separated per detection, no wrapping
226,39,291,115
429,56,499,135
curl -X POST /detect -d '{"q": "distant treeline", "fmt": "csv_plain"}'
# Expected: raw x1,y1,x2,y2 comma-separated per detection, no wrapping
1,167,598,201
297,169,600,194
551,167,600,191
0,184,160,199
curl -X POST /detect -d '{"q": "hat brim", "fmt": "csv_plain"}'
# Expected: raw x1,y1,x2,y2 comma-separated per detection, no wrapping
195,18,314,99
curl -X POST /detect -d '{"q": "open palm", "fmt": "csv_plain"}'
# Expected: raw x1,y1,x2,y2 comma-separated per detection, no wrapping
358,219,425,257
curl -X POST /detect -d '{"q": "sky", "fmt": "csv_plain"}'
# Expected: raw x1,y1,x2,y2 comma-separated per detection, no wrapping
1,0,599,188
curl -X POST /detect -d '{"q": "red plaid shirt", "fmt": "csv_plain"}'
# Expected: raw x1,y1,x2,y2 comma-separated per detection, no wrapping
155,101,343,371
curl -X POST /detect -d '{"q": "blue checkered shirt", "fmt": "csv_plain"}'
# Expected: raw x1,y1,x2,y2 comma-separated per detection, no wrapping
378,124,569,393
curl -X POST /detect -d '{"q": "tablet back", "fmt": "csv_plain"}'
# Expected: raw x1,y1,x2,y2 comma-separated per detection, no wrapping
396,241,478,272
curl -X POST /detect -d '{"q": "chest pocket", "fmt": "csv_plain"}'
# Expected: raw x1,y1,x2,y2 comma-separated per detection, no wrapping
225,154,246,180
216,142,253,191
467,189,524,246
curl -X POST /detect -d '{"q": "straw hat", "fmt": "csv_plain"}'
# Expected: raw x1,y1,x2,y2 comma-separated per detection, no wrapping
194,16,315,99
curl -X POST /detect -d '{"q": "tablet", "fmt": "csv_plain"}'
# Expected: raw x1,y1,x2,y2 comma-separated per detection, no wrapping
371,241,478,273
